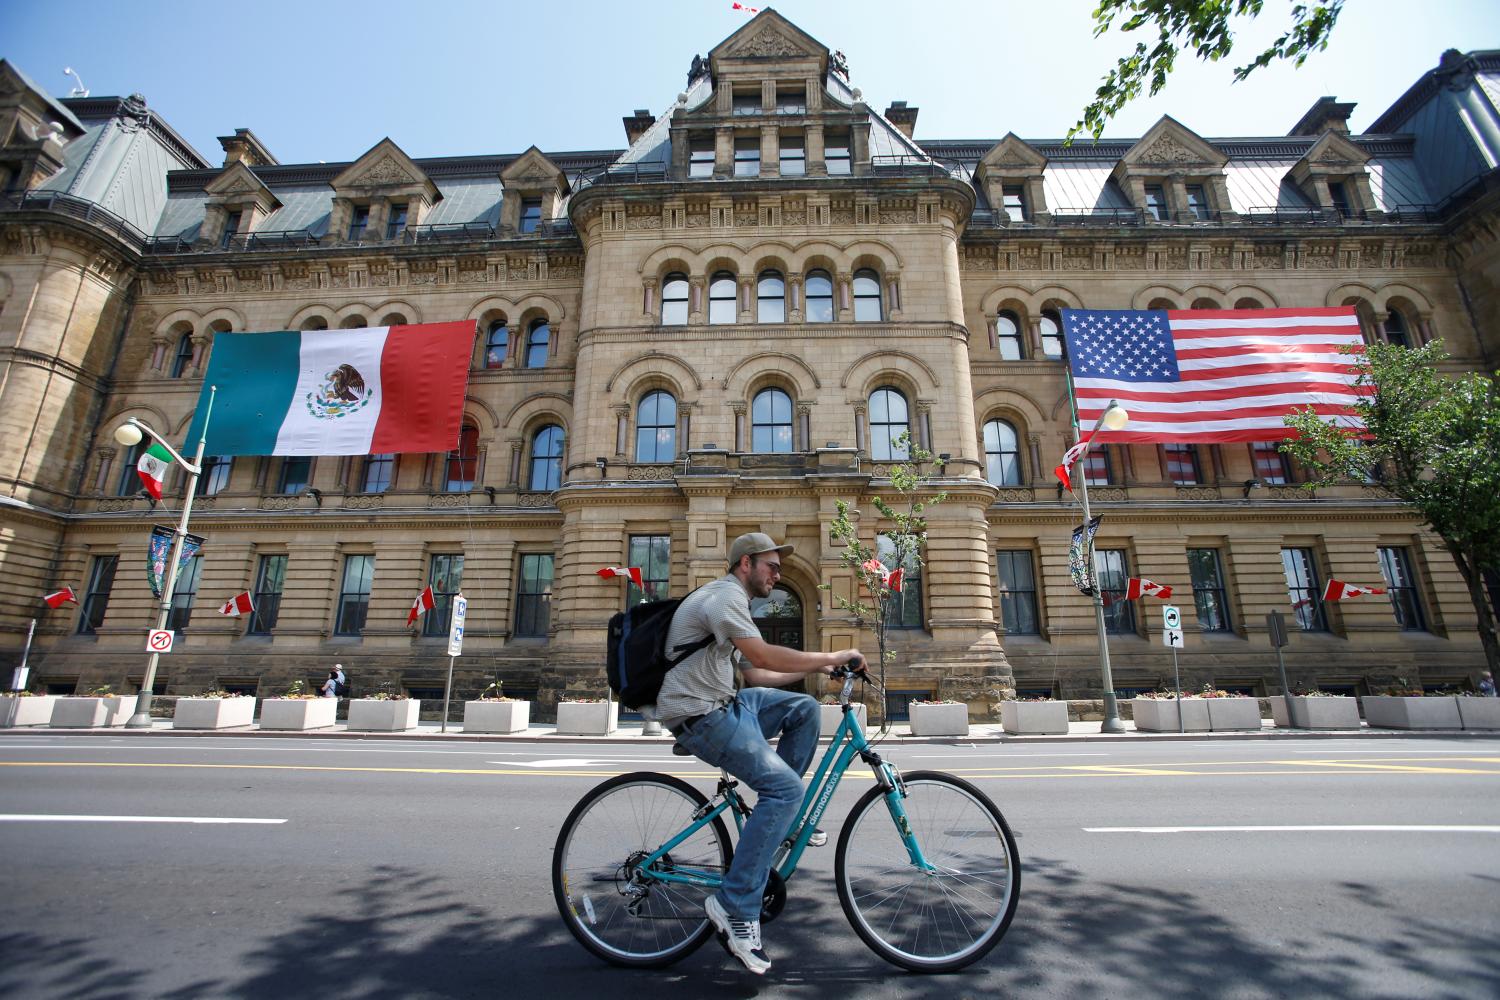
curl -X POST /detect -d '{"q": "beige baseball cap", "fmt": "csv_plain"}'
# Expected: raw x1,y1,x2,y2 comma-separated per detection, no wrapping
728,532,793,567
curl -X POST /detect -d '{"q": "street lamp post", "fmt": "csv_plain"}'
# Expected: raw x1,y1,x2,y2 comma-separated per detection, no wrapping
117,387,216,729
1072,399,1130,734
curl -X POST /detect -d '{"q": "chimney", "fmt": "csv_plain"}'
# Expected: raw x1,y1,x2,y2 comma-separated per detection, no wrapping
884,101,918,139
622,109,655,145
1288,97,1357,137
217,128,279,168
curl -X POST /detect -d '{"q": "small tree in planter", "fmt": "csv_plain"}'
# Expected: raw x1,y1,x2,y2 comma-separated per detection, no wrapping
822,433,946,734
464,678,531,734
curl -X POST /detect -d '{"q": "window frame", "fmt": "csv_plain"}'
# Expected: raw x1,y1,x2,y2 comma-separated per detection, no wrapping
335,554,375,636
1184,184,1210,220
995,549,1040,635
1281,546,1328,632
877,534,923,630
171,332,195,378
660,273,689,326
277,456,311,495
868,387,910,462
1144,185,1168,221
689,136,714,179
1084,447,1113,487
247,554,286,635
529,424,565,491
1378,545,1427,632
1164,444,1201,486
750,388,794,454
514,553,554,638
995,310,1024,360
1252,443,1291,485
1095,548,1136,634
1382,310,1411,348
733,136,760,177
444,424,478,493
1187,548,1231,632
983,418,1022,486
116,442,143,497
167,553,204,632
524,319,549,369
1040,310,1065,360
196,455,232,496
361,453,394,493
519,197,542,234
708,271,737,325
635,390,677,463
825,131,851,175
484,319,509,369
423,554,465,637
852,269,883,322
78,554,118,635
626,535,671,607
805,270,834,323
220,210,241,249
778,133,805,176
756,270,786,323
1001,185,1026,221
347,204,370,241
386,202,408,239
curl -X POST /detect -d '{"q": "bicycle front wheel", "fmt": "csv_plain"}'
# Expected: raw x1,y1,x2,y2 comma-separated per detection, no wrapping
835,771,1020,972
552,771,731,968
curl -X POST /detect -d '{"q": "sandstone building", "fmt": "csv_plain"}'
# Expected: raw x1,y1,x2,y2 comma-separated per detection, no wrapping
2,13,1497,719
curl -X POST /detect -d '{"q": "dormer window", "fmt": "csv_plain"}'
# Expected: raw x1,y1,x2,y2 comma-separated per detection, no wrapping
690,136,715,178
1328,181,1353,217
347,205,369,241
220,211,241,249
1185,185,1210,221
779,134,805,176
825,131,851,176
386,203,408,239
1002,185,1026,221
777,87,805,115
733,89,761,116
1144,185,1167,222
734,137,760,177
520,198,542,233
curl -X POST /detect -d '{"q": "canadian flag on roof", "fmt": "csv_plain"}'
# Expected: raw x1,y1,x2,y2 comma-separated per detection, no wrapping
1126,578,1173,600
43,586,78,609
218,591,255,617
1321,579,1385,602
407,585,435,626
597,566,644,588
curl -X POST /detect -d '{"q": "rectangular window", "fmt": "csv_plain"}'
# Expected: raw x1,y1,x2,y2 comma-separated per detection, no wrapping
515,553,554,638
1187,548,1231,632
1252,444,1290,485
626,535,671,607
877,535,923,630
424,554,465,637
168,554,203,632
1185,185,1210,220
335,554,375,636
1327,181,1352,217
825,131,851,175
278,456,311,495
996,550,1039,635
361,454,394,493
78,555,118,635
386,203,408,239
1095,549,1136,634
1144,185,1168,221
519,198,542,234
220,211,241,249
689,136,715,179
732,90,761,116
1164,444,1200,486
1378,546,1427,632
1002,185,1026,221
779,134,805,176
196,455,232,496
734,136,760,177
248,554,286,635
116,442,143,497
347,205,369,241
1281,547,1327,632
1084,448,1113,486
776,87,806,115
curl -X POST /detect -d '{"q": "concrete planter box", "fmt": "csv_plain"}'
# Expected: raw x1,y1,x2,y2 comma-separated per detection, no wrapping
259,698,338,731
0,695,59,727
173,697,256,730
1361,696,1462,730
347,699,420,731
1133,698,1210,732
1271,696,1362,730
1001,701,1069,735
1456,697,1500,730
820,703,868,736
1206,697,1262,731
51,695,137,728
463,700,530,734
909,702,969,736
556,701,617,735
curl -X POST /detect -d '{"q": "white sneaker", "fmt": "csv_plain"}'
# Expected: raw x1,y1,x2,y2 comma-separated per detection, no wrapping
705,894,770,975
807,828,828,848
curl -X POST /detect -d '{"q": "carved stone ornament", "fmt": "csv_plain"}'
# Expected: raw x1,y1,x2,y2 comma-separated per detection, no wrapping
362,156,413,185
1140,136,1200,164
740,28,802,58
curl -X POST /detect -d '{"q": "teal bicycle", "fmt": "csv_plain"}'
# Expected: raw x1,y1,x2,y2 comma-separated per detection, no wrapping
552,666,1020,972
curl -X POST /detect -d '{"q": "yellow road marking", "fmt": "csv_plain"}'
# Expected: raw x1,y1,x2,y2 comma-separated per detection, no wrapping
1283,761,1498,775
1067,765,1199,776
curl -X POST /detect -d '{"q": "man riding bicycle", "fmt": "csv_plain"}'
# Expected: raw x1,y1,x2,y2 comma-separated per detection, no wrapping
655,532,864,975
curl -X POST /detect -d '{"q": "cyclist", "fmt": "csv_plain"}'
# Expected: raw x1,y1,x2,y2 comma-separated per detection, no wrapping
655,531,864,975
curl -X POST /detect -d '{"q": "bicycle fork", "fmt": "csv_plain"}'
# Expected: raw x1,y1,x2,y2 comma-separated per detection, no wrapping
870,756,936,873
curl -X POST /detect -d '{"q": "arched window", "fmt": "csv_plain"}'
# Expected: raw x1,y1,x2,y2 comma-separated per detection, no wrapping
708,271,737,325
869,387,910,461
484,319,508,369
524,319,549,369
983,419,1021,485
529,424,565,491
340,314,367,329
661,273,689,326
757,270,785,323
170,333,194,378
300,315,329,331
1383,309,1411,348
751,388,793,453
636,391,677,462
379,312,408,326
805,270,834,323
1234,298,1263,310
852,269,883,322
996,310,1024,360
1040,310,1065,359
445,424,478,492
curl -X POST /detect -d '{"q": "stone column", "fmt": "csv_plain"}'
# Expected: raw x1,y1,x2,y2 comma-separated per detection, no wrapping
788,273,804,322
688,277,705,324
738,276,754,322
731,403,747,452
642,277,657,320
613,406,629,458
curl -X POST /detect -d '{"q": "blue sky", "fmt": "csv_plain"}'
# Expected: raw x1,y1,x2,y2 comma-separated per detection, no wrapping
8,0,1499,165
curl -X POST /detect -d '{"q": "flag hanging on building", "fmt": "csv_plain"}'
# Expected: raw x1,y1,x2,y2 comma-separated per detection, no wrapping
1060,307,1367,442
1053,432,1093,492
136,443,174,500
185,321,476,456
1322,578,1386,602
218,591,255,616
1126,577,1173,600
407,585,435,626
43,586,77,609
597,566,644,588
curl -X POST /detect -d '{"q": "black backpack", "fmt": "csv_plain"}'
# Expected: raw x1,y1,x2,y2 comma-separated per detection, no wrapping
335,674,350,698
607,595,714,709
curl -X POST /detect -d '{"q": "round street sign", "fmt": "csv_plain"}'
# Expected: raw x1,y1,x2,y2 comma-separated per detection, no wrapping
147,629,175,653
1162,605,1181,630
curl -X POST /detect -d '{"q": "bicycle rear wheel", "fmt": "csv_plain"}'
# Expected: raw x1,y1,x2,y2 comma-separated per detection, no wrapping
552,771,732,968
835,771,1020,972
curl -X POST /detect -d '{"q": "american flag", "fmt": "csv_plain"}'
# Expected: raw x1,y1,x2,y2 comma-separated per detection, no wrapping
1060,307,1367,442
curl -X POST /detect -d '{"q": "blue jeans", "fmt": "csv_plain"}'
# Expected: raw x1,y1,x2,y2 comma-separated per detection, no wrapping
676,686,820,922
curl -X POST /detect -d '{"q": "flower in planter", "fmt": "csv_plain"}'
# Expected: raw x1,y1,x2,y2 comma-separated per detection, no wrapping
272,680,320,700
476,680,521,703
1197,685,1234,699
364,692,409,701
1010,696,1057,703
910,699,962,706
11,690,45,698
1291,688,1340,698
561,698,608,704
196,689,249,699
87,684,116,697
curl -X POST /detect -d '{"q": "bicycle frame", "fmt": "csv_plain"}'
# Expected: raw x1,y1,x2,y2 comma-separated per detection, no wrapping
635,690,935,894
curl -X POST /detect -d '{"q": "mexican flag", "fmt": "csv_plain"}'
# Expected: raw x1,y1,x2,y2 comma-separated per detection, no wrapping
184,322,475,456
136,444,174,499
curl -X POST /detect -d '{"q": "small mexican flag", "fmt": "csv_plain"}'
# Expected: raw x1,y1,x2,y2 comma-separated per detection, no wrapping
136,443,173,500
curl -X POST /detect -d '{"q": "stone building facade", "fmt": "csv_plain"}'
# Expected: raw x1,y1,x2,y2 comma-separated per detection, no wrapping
1,14,1497,718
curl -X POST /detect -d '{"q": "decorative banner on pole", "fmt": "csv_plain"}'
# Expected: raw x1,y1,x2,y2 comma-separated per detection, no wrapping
1322,578,1386,602
1069,515,1103,596
147,526,204,598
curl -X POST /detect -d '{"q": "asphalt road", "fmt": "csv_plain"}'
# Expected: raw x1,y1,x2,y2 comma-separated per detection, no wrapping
1,733,1497,999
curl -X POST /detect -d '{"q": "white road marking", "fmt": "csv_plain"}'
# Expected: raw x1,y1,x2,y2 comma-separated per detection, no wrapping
908,752,1110,759
1085,825,1500,834
0,814,287,825
507,758,673,768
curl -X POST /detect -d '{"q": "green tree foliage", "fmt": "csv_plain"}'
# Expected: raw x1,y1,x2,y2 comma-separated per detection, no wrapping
1069,0,1346,142
1282,340,1500,673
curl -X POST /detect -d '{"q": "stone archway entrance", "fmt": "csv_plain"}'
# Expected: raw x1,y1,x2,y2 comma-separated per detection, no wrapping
751,585,804,651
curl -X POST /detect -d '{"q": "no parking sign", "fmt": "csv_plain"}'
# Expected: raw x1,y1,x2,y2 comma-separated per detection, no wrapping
147,629,175,653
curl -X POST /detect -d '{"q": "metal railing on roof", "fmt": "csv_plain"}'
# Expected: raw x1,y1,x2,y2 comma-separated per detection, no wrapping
1241,206,1337,225
224,229,323,251
1048,207,1146,226
0,189,153,249
571,161,670,191
869,155,951,178
404,222,497,244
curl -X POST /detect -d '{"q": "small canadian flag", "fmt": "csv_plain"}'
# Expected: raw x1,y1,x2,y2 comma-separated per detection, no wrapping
597,566,644,588
407,585,436,626
218,591,255,617
1322,579,1385,602
43,586,78,609
1126,577,1173,600
1053,433,1093,493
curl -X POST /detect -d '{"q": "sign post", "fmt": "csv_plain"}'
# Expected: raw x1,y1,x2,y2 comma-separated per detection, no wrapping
11,618,36,691
1266,610,1295,726
1162,605,1184,732
441,594,467,733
